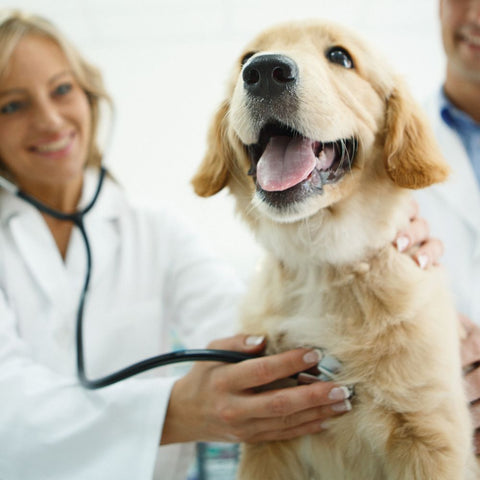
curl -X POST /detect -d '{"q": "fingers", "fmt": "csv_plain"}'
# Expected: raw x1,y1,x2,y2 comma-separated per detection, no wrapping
470,400,480,429
247,381,352,419
460,315,480,455
248,385,352,442
207,333,266,354
412,238,444,268
475,428,480,456
245,411,337,443
218,382,352,443
465,367,480,402
228,399,349,443
228,348,322,390
394,217,429,253
460,316,480,369
394,214,444,269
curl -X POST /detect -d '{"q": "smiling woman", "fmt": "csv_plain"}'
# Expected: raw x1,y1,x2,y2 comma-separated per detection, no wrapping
0,14,111,258
0,36,91,199
0,12,109,175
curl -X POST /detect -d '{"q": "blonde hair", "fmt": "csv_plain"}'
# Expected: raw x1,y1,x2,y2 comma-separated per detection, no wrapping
0,9,112,179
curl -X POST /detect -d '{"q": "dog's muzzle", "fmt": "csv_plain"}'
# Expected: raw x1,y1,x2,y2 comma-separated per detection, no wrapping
238,53,358,214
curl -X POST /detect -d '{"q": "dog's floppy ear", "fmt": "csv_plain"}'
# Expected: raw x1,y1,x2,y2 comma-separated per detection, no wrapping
192,100,233,197
383,82,449,189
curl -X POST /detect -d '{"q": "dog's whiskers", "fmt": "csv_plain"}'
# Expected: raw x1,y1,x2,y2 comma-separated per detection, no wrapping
337,138,358,174
337,140,347,173
334,139,349,174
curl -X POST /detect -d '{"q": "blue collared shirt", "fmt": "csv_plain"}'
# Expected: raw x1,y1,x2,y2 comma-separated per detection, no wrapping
439,89,480,187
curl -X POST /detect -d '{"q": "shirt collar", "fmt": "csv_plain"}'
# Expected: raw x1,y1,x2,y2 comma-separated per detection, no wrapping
0,167,124,226
439,87,479,131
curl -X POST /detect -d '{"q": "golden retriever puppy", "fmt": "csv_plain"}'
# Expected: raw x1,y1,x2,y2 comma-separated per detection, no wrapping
192,20,479,479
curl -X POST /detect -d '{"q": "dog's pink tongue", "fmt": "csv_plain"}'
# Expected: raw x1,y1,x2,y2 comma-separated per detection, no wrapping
257,136,316,192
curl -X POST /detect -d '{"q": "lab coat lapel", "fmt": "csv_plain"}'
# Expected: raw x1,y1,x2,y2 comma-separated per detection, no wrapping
433,119,480,237
9,205,72,307
65,215,119,292
65,171,122,294
1,169,123,307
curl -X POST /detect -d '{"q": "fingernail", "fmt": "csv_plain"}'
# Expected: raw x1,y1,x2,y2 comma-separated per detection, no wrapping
417,254,428,270
331,399,352,412
303,349,322,364
245,335,264,346
395,236,409,252
328,386,350,401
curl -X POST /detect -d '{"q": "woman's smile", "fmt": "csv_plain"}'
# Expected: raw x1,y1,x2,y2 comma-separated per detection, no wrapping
30,131,76,158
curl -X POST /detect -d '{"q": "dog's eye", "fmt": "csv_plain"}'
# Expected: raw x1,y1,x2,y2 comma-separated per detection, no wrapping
241,52,256,66
326,47,354,69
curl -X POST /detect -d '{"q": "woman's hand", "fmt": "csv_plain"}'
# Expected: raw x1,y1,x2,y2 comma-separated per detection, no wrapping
160,334,351,445
459,314,480,454
394,198,444,268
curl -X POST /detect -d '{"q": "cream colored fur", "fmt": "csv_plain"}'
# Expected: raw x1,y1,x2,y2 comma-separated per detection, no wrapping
192,20,479,480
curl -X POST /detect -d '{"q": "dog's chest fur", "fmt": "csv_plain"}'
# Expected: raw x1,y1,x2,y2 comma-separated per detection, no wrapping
240,244,458,394
238,249,469,479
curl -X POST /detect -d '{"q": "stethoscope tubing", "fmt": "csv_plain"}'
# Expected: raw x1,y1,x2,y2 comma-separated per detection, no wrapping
2,167,257,389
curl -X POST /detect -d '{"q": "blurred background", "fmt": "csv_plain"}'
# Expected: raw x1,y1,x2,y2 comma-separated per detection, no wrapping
1,0,444,281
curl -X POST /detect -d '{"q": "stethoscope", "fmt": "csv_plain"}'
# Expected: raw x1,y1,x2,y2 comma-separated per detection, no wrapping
0,169,257,389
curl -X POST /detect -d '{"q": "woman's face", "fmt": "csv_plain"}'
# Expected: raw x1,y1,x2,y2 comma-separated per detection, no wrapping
0,34,91,195
440,0,480,81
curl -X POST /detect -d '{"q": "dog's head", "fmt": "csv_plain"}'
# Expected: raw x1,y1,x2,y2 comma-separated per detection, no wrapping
192,20,448,241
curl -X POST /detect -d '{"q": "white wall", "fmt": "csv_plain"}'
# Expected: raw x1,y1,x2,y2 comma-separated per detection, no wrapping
2,0,445,280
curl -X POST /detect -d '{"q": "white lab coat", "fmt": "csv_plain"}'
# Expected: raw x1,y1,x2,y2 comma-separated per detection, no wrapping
415,92,480,324
0,169,244,480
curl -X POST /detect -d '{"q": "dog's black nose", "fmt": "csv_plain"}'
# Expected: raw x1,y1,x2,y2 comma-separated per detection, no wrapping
242,54,298,98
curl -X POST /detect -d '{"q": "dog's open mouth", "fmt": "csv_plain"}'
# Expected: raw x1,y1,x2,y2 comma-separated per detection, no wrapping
247,122,358,205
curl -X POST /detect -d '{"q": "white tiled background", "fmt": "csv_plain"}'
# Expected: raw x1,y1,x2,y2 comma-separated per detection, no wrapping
2,0,443,279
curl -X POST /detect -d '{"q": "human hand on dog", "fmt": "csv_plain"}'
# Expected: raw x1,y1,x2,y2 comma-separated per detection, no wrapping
459,314,480,455
396,207,480,454
160,334,351,445
394,198,444,269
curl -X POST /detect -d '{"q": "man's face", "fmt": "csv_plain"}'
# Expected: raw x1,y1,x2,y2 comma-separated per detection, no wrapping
440,0,480,81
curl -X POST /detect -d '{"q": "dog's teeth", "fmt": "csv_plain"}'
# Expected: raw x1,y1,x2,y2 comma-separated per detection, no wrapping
316,149,335,171
316,151,327,170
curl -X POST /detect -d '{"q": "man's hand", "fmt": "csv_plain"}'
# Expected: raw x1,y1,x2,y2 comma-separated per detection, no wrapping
394,199,444,269
395,199,480,453
459,314,480,454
